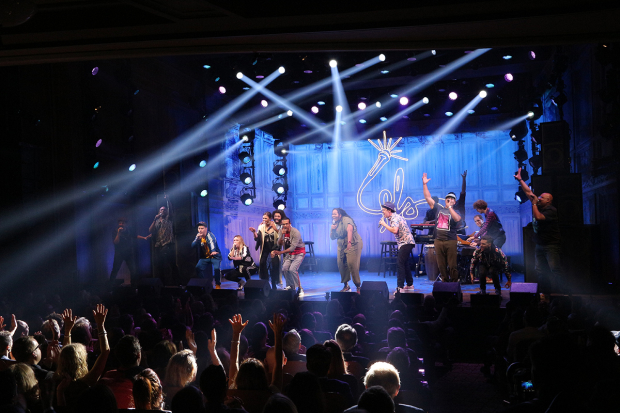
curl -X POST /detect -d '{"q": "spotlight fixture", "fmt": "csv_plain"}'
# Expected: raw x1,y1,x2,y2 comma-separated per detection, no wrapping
529,51,536,60
485,83,495,88
422,97,429,104
513,142,529,163
358,102,366,110
359,119,367,124
529,154,541,170
93,162,100,169
96,139,102,147
503,55,512,60
219,86,226,94
272,181,288,194
273,163,287,176
381,70,389,74
200,190,208,197
449,92,458,100
504,73,513,82
311,106,319,114
468,110,475,114
519,167,530,182
317,101,325,105
390,94,398,98
380,117,388,122
236,72,243,79
91,67,99,75
376,101,382,108
287,110,293,116
527,111,534,118
509,121,528,141
399,97,409,105
379,54,386,61
431,50,437,55
238,150,252,164
329,60,337,67
445,112,454,117
515,188,527,204
335,105,343,112
479,90,487,98
273,199,286,210
240,171,253,185
278,66,285,74
241,130,256,143
199,160,207,168
261,100,268,108
274,139,289,157
527,99,543,120
203,65,211,69
240,193,254,206
129,164,136,171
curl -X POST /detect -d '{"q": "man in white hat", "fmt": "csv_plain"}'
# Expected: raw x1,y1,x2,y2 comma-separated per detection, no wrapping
379,201,416,294
422,173,462,282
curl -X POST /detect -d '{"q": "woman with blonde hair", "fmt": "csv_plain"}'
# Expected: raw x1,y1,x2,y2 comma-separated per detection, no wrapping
10,363,40,411
224,234,257,290
250,211,280,289
133,368,164,410
163,349,197,408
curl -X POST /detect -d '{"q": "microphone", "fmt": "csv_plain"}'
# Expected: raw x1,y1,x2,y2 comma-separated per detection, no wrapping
378,218,383,228
332,220,336,225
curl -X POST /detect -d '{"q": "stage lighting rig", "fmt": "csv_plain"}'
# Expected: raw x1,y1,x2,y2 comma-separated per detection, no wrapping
240,170,253,185
241,130,256,143
272,179,288,195
513,141,528,163
529,154,541,173
273,160,287,177
510,121,528,142
240,190,255,206
274,139,289,157
515,187,527,204
273,198,286,210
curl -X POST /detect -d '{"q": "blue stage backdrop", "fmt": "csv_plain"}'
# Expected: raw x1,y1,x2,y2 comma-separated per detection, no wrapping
208,127,525,271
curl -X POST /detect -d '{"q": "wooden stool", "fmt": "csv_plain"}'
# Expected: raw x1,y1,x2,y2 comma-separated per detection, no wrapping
300,241,317,273
379,241,398,277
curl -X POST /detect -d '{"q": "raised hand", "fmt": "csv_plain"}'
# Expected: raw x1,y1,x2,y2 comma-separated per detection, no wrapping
461,170,468,178
514,167,522,181
249,227,256,233
62,309,77,334
208,328,217,354
268,313,286,336
92,304,108,328
422,173,431,185
0,316,5,331
186,329,197,355
229,314,248,336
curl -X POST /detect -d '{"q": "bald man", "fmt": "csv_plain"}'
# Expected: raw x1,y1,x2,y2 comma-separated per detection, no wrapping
515,168,563,295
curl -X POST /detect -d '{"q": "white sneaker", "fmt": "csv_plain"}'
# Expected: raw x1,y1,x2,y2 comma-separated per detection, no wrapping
297,288,304,297
283,286,292,290
237,279,246,290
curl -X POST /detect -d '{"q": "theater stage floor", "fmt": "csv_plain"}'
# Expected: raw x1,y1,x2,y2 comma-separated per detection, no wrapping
218,270,526,305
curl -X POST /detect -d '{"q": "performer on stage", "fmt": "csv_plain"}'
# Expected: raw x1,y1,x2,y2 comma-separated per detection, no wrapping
469,236,511,295
330,208,363,293
454,170,468,236
379,201,415,294
422,196,440,238
110,218,151,282
148,196,179,285
423,173,462,282
191,221,222,291
515,168,563,295
272,210,287,288
468,200,507,248
272,218,305,297
224,235,256,290
249,212,280,290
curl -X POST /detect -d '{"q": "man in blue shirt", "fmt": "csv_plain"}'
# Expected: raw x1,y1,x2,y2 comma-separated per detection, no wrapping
191,221,222,291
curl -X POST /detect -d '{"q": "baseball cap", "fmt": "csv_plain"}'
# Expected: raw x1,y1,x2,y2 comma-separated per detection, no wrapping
381,201,396,212
445,192,457,200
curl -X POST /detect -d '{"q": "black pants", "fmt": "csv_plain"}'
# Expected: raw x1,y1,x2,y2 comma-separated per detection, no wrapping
478,263,501,292
494,233,507,249
110,250,137,281
154,244,180,285
259,252,280,290
225,267,252,283
397,244,415,288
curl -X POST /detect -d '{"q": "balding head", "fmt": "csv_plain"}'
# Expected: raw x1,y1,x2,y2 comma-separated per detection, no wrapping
538,193,553,208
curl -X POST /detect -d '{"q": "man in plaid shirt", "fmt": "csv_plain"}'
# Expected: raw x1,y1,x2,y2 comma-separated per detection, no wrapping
470,236,511,295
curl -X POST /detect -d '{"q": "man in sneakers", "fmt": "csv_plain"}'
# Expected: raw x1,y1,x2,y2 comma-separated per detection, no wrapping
273,218,305,297
192,222,222,291
379,201,415,294
469,236,511,296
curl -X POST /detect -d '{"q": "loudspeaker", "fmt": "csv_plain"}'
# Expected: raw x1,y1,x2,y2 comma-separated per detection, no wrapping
531,174,583,226
432,281,462,303
330,291,358,308
540,121,570,174
244,279,271,300
470,293,501,308
510,283,538,308
186,278,211,295
138,278,163,296
360,281,389,301
394,292,424,307
268,289,296,302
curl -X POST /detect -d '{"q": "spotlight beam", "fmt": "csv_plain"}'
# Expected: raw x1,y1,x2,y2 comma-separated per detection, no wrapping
358,99,427,141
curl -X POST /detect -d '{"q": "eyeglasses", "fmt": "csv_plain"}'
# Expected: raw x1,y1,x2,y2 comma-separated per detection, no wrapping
31,341,43,353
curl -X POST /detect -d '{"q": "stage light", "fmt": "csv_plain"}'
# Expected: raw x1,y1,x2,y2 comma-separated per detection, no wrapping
515,188,527,204
317,101,325,105
381,70,389,74
311,106,319,114
199,160,207,168
479,90,487,98
219,86,226,94
527,111,535,118
449,92,458,100
514,145,528,163
93,162,99,169
379,54,386,61
261,100,268,107
273,199,286,210
527,99,543,120
133,90,139,95
287,110,293,116
278,66,285,74
510,121,528,141
399,97,409,105
520,167,530,182
203,65,211,69
376,101,382,108
241,130,256,143
358,102,366,110
380,117,388,121
504,73,513,82
468,110,475,114
359,119,367,124
200,190,208,197
239,150,251,164
503,55,512,60
240,172,253,185
241,193,254,206
390,94,398,98
272,182,287,194
95,139,102,147
274,139,289,157
529,51,536,60
255,75,264,79
423,97,429,104
92,67,99,75
215,77,220,82
336,105,343,112
431,50,436,55
445,112,454,117
273,163,287,176
329,60,337,67
129,164,136,171
485,83,495,88
529,154,541,170
243,87,250,90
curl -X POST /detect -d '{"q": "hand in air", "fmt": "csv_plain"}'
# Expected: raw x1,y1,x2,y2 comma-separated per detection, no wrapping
514,167,522,181
422,173,430,185
229,314,248,336
461,170,467,178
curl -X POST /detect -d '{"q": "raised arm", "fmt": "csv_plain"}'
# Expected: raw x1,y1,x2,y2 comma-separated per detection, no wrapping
422,173,435,208
228,314,248,387
208,328,221,366
83,304,110,386
61,309,77,346
268,313,286,391
461,170,467,194
514,167,535,199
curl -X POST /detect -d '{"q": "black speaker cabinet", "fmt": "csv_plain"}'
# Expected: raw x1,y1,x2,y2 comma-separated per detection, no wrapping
360,281,390,301
330,291,359,308
432,281,462,303
138,278,163,296
244,279,271,300
510,283,538,308
186,278,211,295
540,121,570,174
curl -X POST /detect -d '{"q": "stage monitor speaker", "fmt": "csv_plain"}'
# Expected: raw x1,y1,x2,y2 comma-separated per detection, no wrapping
395,292,424,307
330,291,358,308
540,121,570,174
138,278,163,296
269,289,296,302
211,289,238,300
432,281,462,303
360,281,389,301
186,278,211,296
244,279,271,300
510,283,538,308
470,294,501,308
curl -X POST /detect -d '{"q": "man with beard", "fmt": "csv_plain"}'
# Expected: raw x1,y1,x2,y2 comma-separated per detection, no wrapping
149,196,179,285
469,236,511,296
273,217,305,296
192,221,222,291
272,210,286,288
